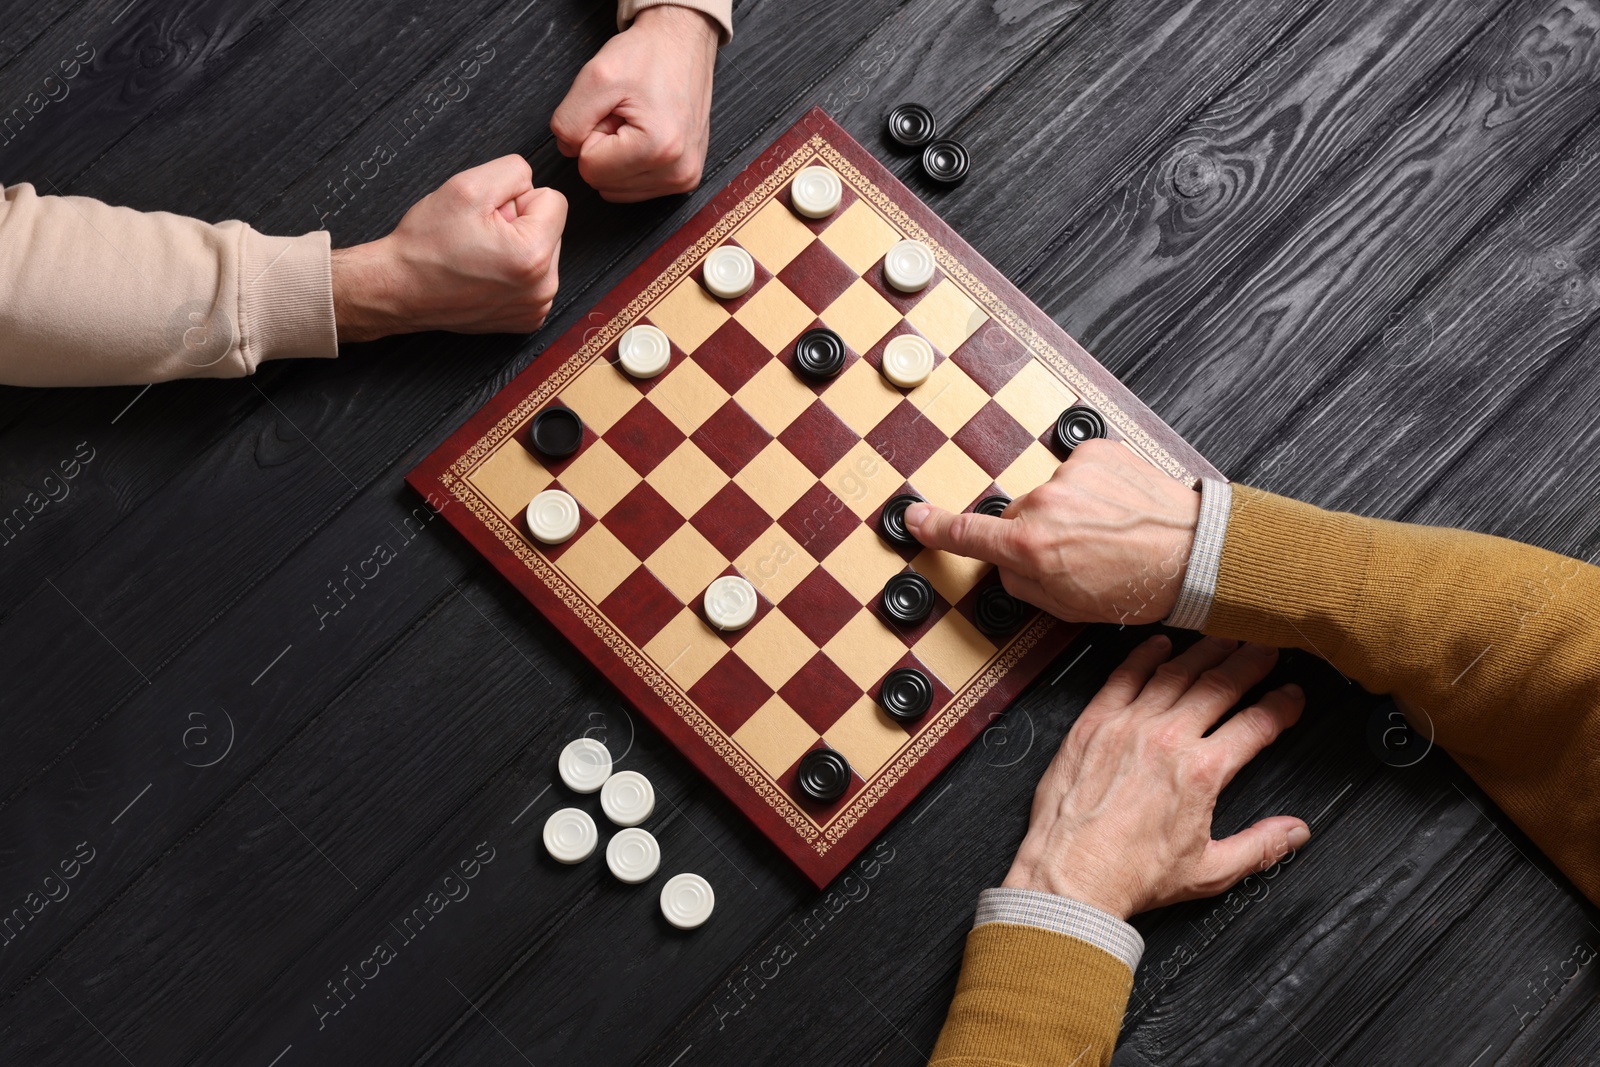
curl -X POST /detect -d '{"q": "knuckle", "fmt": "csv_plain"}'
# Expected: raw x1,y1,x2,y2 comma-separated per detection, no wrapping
1152,661,1190,688
650,133,687,166
1192,667,1241,703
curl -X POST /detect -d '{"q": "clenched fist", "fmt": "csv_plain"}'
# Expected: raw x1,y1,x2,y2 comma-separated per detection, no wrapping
551,5,719,202
331,154,567,340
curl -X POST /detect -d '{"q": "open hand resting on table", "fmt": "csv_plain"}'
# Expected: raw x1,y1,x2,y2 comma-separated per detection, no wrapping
904,438,1201,625
1005,635,1309,919
551,5,719,202
330,155,567,341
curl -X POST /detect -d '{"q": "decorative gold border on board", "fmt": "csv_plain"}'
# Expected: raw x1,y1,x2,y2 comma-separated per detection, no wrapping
439,131,1185,855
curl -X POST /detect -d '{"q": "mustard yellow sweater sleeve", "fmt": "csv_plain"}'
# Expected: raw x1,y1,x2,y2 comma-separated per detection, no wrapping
931,923,1132,1066
0,182,335,387
1208,486,1600,903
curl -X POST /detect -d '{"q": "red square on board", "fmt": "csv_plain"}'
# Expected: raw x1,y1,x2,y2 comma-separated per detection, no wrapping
778,400,858,476
604,481,684,561
777,567,861,646
778,483,858,562
952,401,1036,478
779,653,863,733
950,323,1032,395
695,399,772,476
777,239,859,314
599,566,684,645
696,317,774,395
865,400,947,478
606,399,687,476
687,653,774,734
692,481,774,560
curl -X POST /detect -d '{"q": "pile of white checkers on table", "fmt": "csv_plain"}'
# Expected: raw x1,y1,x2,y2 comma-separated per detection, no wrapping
543,738,715,930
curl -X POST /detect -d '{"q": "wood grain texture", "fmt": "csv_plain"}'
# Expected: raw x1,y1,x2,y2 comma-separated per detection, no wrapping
2,0,1597,1063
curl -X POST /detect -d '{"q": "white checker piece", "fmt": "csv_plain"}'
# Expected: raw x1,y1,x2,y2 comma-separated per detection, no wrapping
660,873,715,929
543,808,598,864
601,770,656,827
559,737,613,793
606,827,661,883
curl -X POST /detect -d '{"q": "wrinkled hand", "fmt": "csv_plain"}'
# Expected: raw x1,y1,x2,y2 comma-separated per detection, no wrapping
1004,635,1308,919
904,439,1201,625
331,154,566,340
551,5,718,202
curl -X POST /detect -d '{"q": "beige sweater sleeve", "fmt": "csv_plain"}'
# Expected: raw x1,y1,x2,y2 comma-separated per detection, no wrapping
618,0,733,44
0,182,336,387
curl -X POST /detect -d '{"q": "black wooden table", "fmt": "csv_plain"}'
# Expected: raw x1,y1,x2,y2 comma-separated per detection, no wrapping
3,0,1599,1063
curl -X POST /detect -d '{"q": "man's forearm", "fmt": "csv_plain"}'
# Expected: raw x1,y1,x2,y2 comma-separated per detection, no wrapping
0,182,335,387
1206,486,1600,903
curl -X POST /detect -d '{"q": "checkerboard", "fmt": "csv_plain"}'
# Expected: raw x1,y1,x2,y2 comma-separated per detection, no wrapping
408,109,1220,887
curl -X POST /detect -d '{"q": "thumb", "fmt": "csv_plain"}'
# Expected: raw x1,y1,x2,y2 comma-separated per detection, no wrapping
551,67,620,156
904,502,1032,573
512,189,569,246
1197,816,1309,892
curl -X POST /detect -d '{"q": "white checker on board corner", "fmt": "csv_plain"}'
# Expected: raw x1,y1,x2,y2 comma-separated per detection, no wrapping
660,873,715,929
617,324,672,379
558,737,613,793
600,770,655,827
703,245,756,299
884,239,935,292
543,807,598,863
704,575,758,631
881,334,935,388
790,166,842,219
606,827,661,884
527,489,580,544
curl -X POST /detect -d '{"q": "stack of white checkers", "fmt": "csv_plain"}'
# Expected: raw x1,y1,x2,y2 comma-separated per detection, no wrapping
542,738,715,930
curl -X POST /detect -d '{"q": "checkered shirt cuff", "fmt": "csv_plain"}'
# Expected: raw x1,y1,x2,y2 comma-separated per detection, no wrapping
1164,477,1232,631
974,887,1144,973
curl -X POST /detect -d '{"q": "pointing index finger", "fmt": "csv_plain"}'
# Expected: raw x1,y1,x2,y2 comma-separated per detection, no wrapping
904,503,1033,573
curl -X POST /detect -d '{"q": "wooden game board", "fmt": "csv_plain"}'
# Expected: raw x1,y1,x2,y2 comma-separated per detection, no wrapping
408,108,1220,887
